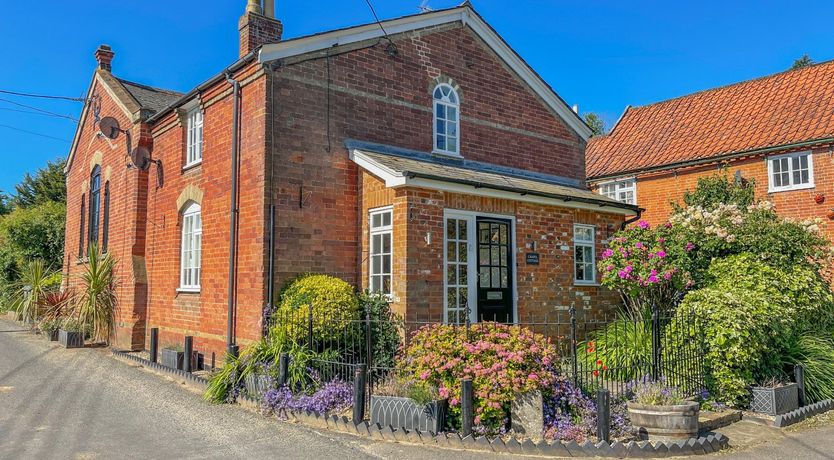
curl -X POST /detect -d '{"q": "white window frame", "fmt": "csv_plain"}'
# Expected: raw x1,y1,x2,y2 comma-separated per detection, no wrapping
432,83,461,157
185,108,204,168
573,224,596,285
598,177,637,205
179,202,202,292
767,151,814,192
369,206,393,297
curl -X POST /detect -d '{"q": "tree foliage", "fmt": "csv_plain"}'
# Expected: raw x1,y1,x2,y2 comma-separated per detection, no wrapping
677,172,755,211
11,158,67,209
583,112,606,136
791,54,814,70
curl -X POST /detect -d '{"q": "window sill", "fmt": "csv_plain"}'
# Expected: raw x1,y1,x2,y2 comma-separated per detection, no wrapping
431,149,463,159
574,281,599,287
768,183,815,193
176,287,201,294
182,161,202,172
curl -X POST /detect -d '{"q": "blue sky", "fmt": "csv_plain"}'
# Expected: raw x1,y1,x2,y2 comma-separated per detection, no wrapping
1,0,832,194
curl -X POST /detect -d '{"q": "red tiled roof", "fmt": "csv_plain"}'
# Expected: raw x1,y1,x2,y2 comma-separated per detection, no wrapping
586,60,834,179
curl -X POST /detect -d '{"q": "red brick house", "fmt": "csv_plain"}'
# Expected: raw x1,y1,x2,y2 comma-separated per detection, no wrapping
586,60,834,240
63,1,637,358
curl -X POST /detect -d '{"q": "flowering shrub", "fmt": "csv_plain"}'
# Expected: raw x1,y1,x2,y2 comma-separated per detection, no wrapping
277,274,359,343
543,377,632,442
262,379,353,418
401,322,559,433
600,221,689,315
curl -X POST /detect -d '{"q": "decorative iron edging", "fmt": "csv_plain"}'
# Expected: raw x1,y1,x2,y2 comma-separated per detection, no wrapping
112,350,209,387
245,400,730,458
773,399,834,428
115,354,729,457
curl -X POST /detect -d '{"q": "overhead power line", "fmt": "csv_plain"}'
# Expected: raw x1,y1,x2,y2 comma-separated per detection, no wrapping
0,88,86,103
363,0,398,55
0,123,70,143
0,98,78,122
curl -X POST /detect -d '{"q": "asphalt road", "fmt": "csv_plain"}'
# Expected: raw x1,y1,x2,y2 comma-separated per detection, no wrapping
1,318,833,459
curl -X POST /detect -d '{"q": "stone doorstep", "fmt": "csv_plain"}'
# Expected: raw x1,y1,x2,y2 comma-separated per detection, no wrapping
107,350,732,458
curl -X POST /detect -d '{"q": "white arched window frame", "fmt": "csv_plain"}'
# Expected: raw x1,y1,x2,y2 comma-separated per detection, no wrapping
179,202,202,291
432,83,460,156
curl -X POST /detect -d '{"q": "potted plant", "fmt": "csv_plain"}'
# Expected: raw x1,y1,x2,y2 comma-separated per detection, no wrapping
626,378,699,441
749,377,799,416
161,344,199,371
39,318,62,341
58,318,86,349
370,375,447,433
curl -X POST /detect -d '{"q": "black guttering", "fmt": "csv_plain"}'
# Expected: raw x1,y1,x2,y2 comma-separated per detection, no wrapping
224,71,242,358
145,51,259,124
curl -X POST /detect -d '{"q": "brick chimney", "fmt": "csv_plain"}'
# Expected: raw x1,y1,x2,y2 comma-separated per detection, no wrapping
239,0,283,57
95,45,115,72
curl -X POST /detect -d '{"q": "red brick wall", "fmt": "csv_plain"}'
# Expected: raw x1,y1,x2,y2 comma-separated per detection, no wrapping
591,144,834,239
266,22,589,297
64,63,268,358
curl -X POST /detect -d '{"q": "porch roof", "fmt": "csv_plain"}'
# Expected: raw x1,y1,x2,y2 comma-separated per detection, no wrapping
347,140,639,216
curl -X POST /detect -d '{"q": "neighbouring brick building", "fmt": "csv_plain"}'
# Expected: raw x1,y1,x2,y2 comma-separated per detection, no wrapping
63,1,637,359
586,60,834,241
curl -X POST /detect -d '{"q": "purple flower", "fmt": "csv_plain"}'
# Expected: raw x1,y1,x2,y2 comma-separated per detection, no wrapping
601,248,614,259
685,242,695,252
635,242,644,249
638,220,651,230
655,250,666,258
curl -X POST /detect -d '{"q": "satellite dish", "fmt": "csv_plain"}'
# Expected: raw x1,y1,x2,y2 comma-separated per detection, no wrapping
129,146,152,171
99,116,121,140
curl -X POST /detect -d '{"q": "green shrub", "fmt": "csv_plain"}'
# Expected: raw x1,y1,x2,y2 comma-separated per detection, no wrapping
359,291,403,371
12,259,56,324
277,274,359,342
576,308,653,383
677,254,834,406
677,172,755,211
781,333,834,403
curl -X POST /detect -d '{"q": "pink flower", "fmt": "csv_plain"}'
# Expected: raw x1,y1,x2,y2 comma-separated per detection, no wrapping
655,250,666,258
663,272,673,280
685,242,695,252
638,220,651,229
635,242,644,249
606,265,614,272
420,371,430,380
601,248,614,259
664,222,673,229
528,373,538,381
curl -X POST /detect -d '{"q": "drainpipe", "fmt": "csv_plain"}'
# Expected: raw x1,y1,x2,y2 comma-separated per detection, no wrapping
225,71,241,358
621,208,644,230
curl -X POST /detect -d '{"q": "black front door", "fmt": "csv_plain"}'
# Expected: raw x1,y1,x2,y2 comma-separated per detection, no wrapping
477,218,513,323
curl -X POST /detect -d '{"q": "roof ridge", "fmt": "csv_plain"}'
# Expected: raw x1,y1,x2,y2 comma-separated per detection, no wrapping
116,77,183,96
629,58,834,113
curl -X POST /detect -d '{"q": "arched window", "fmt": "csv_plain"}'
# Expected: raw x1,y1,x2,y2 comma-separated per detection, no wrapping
102,181,111,253
88,166,101,247
180,202,202,291
432,83,460,155
78,194,86,258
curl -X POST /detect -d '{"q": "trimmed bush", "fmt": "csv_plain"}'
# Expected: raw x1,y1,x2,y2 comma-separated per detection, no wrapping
277,274,359,343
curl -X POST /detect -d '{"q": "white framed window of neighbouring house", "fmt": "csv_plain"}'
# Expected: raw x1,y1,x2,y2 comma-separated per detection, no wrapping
185,108,204,167
767,151,814,192
599,178,636,205
179,202,202,291
432,83,460,156
574,224,596,284
369,206,393,296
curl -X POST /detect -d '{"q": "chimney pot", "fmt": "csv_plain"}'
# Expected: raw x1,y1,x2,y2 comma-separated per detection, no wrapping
245,0,262,14
95,45,115,72
239,1,283,57
264,0,275,18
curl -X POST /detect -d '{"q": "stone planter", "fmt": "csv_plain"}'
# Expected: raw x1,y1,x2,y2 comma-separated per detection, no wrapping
370,395,447,433
58,329,84,349
511,391,544,437
160,348,199,371
750,383,799,416
628,401,700,441
46,329,59,341
244,373,273,397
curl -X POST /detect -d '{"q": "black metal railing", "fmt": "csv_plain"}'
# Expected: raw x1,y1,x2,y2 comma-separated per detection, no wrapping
266,302,706,416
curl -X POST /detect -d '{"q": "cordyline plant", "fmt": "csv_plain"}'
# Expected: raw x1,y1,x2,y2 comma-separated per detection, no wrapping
76,243,117,344
401,322,559,433
12,259,55,324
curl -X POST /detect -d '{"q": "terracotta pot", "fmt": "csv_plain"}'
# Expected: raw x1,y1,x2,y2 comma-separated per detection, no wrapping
827,210,834,220
627,401,700,441
815,193,825,204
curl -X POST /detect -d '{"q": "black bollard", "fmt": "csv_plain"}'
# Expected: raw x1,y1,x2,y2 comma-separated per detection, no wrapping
149,328,159,363
461,378,474,437
795,364,806,407
278,353,289,387
597,388,611,443
353,364,367,423
183,336,193,372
